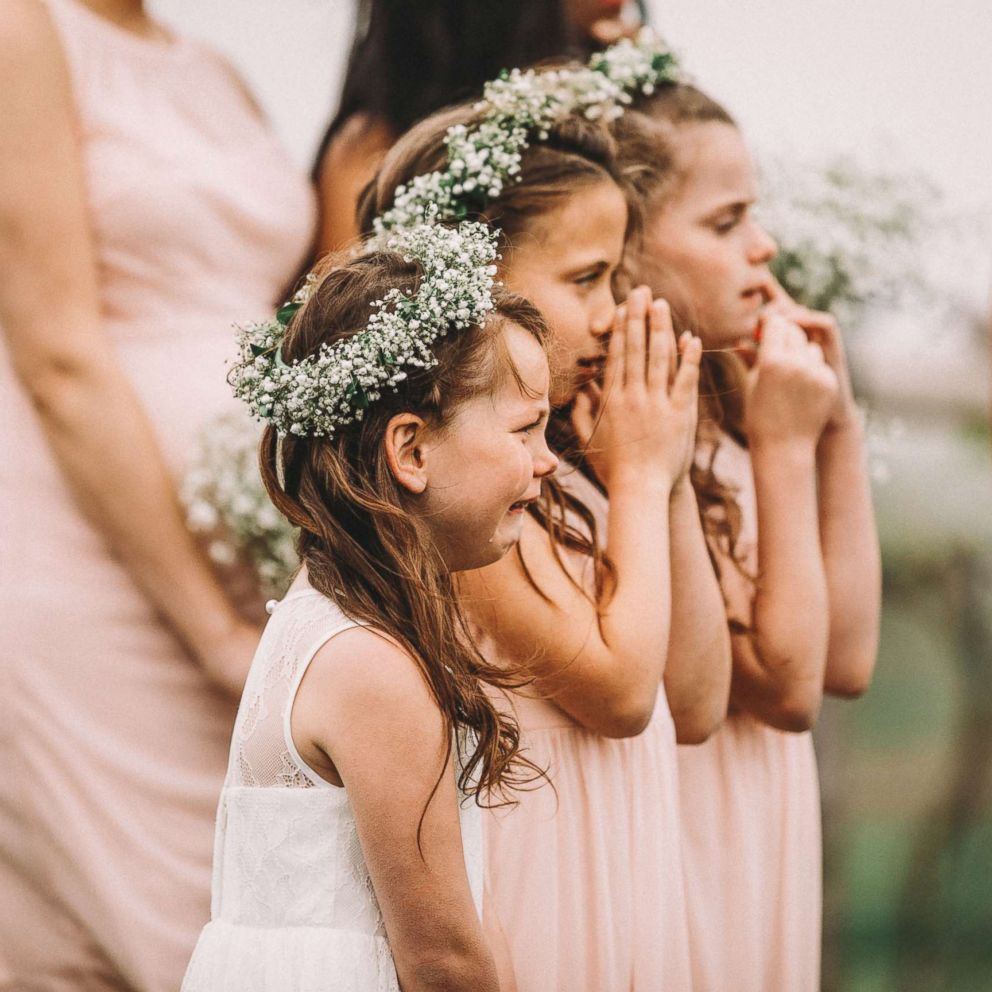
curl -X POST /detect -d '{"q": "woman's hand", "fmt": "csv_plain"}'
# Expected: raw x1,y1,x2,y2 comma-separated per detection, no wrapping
744,314,839,449
572,286,702,492
0,2,264,693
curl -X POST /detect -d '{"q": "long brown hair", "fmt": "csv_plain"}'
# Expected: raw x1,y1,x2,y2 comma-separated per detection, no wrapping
611,86,753,593
358,97,627,604
260,248,549,805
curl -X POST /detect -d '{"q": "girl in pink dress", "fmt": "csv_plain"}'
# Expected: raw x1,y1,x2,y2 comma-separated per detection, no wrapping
612,84,882,990
0,1,313,988
360,93,731,989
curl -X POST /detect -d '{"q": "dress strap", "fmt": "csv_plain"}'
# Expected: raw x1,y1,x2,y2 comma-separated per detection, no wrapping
281,599,363,788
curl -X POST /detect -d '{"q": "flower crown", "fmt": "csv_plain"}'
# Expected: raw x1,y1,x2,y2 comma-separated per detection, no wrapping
230,221,499,437
373,29,682,237
231,32,681,437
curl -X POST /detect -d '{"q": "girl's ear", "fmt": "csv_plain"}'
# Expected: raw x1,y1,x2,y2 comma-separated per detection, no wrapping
384,413,429,494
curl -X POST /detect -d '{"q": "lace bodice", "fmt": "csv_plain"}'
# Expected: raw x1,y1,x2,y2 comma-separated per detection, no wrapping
184,587,483,991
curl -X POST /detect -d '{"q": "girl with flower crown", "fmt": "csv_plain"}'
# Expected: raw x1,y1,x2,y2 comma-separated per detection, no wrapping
358,48,730,989
610,84,881,990
181,225,559,992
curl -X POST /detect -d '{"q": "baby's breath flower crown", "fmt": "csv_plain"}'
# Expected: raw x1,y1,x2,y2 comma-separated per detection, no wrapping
230,33,680,437
230,221,499,437
373,29,682,237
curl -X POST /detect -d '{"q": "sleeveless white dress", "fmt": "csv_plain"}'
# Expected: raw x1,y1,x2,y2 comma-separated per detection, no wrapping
181,585,484,991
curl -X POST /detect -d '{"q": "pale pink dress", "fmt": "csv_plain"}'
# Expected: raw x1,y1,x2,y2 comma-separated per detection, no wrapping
677,435,822,992
0,3,314,989
481,465,692,992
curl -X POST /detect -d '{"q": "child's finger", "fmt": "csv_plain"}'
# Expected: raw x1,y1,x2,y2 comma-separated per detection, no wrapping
570,388,596,447
624,287,649,387
600,305,625,401
646,298,673,390
671,334,702,404
805,340,826,367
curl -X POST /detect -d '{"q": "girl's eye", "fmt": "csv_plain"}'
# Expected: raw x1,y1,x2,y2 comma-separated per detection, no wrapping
516,417,545,437
714,216,740,235
574,270,602,288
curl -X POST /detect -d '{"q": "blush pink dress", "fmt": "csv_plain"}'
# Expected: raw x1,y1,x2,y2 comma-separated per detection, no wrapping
677,435,822,992
0,2,314,989
480,465,692,992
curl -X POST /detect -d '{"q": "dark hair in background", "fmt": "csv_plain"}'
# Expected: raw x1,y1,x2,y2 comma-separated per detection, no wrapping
260,248,550,808
313,0,649,179
612,85,755,609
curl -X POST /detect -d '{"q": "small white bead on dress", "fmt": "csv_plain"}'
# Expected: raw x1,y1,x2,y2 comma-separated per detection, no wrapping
265,599,278,615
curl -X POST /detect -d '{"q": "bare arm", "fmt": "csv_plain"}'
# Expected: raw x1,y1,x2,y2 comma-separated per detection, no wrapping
725,317,838,731
315,113,394,256
460,294,702,738
294,628,497,992
663,479,732,744
765,291,881,697
816,416,880,696
0,2,257,693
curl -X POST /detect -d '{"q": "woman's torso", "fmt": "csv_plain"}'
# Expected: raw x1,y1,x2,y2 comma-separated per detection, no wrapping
0,0,315,604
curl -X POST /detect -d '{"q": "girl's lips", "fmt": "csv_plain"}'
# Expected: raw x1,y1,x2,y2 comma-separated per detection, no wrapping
575,353,607,382
509,494,540,514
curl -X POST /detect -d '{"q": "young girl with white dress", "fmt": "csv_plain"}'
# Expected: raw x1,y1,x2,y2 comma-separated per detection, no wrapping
613,84,881,991
181,229,558,992
359,69,730,988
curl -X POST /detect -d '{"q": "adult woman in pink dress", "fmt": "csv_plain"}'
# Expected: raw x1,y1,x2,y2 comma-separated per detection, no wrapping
0,2,313,988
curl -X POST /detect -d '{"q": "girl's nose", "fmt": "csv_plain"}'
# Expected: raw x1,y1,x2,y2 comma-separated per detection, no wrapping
534,438,559,478
750,223,778,265
591,292,616,340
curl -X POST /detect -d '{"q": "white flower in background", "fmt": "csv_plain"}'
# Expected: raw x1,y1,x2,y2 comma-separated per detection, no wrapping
759,156,939,327
181,411,299,598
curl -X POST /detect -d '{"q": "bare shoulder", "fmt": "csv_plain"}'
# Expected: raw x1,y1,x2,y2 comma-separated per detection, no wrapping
296,624,442,744
0,0,68,90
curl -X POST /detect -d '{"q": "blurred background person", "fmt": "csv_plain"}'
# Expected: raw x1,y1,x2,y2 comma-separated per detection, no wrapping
0,1,314,989
312,0,648,254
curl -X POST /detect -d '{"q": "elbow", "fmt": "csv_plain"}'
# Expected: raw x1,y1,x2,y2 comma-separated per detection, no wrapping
763,688,822,733
823,644,878,700
404,947,497,992
673,705,724,745
670,680,729,744
824,670,872,700
593,693,656,739
17,350,94,421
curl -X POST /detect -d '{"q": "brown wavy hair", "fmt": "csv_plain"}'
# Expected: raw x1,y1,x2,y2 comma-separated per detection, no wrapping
357,95,627,605
259,248,550,807
611,85,753,599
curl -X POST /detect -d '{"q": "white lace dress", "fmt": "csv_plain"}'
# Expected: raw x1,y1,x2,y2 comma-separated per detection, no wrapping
181,586,484,991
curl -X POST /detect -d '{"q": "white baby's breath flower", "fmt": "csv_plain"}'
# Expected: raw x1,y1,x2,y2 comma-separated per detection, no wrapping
231,33,682,441
760,156,937,326
373,31,682,239
182,411,300,596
